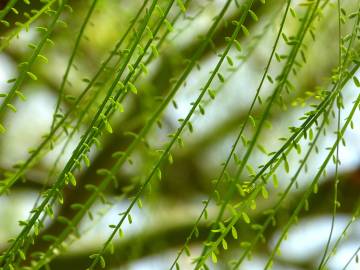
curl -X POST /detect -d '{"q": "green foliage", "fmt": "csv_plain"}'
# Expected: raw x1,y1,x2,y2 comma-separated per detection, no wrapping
0,0,360,269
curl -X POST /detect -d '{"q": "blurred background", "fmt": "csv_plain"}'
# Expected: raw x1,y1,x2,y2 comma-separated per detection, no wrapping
0,0,360,269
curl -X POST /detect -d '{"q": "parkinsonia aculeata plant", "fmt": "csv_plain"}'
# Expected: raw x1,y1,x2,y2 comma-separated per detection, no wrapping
0,0,360,269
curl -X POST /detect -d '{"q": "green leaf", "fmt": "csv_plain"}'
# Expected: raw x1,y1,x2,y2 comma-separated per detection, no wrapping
1,20,10,27
242,212,250,224
168,153,173,164
26,71,38,80
6,103,17,112
18,250,26,260
37,54,48,63
46,205,54,219
283,154,289,173
157,168,162,180
108,242,114,254
199,104,205,115
250,199,257,210
290,7,296,17
241,25,249,36
222,238,228,250
309,128,314,140
194,226,199,238
151,44,159,57
226,56,234,66
217,73,225,83
234,40,242,51
313,182,318,194
164,19,173,32
211,251,217,263
137,199,143,209
68,172,76,186
272,174,279,188
240,241,251,248
176,0,186,12
261,186,269,199
140,63,148,74
82,154,90,167
104,119,113,134
257,144,268,155
353,76,360,87
241,135,248,147
11,7,19,15
249,115,256,128
231,226,238,239
208,89,216,99
15,90,26,101
246,164,255,176
34,223,39,235
145,26,153,38
128,82,138,94
0,123,5,133
117,102,124,112
187,122,193,132
99,255,106,268
184,244,191,256
267,74,274,83
89,254,99,259
249,10,258,21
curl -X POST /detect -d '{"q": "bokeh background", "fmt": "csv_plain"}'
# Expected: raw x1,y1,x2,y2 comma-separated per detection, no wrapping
0,0,360,269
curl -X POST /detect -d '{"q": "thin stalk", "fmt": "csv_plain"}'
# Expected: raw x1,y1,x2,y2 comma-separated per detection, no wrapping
87,1,256,268
0,0,67,126
195,1,323,265
322,201,360,268
0,0,151,195
169,1,290,268
0,0,18,21
0,0,159,266
264,92,360,269
342,246,360,270
317,1,343,267
231,92,335,269
0,0,56,52
50,0,99,132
